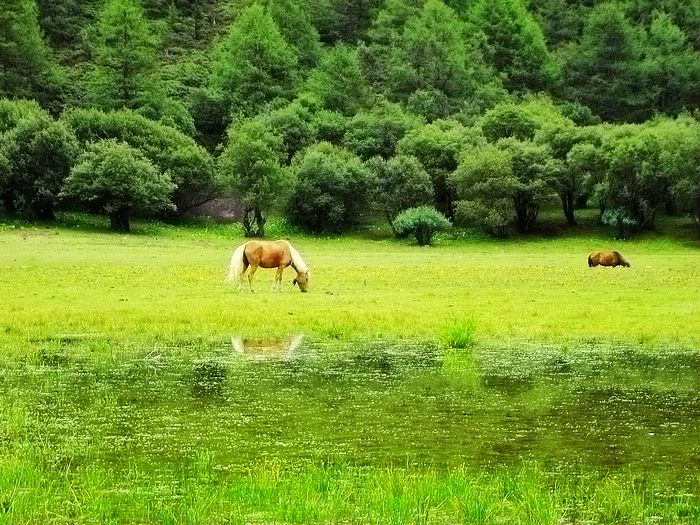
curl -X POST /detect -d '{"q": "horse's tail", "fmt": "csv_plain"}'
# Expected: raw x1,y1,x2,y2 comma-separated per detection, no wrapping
588,253,595,267
615,251,631,267
226,243,247,282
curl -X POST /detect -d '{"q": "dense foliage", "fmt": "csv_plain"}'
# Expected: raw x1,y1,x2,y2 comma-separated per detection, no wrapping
0,0,698,236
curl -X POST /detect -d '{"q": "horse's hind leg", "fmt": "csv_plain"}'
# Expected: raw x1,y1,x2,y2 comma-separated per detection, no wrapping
247,265,259,292
237,261,249,292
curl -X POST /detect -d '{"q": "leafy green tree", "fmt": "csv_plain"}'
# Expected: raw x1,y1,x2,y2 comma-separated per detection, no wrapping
217,119,288,237
626,0,700,50
210,3,297,116
256,99,318,163
0,99,45,133
596,117,699,236
61,108,217,214
561,4,648,122
0,0,64,113
362,0,503,119
303,44,371,116
535,121,602,225
398,118,483,218
639,12,700,116
367,154,434,235
478,96,569,142
392,205,451,246
288,142,371,232
266,0,322,69
468,0,558,93
1,115,78,219
60,140,175,231
308,0,383,44
450,142,515,237
501,138,555,233
343,100,424,160
86,0,161,111
451,138,555,235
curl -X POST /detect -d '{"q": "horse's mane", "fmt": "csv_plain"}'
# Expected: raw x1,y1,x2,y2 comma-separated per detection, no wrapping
280,240,309,274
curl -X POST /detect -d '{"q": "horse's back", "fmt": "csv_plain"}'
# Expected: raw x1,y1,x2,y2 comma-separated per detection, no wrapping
588,250,630,267
244,240,290,268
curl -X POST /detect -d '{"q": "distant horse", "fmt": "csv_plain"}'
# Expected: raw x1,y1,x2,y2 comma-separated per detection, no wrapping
588,250,631,267
227,239,311,292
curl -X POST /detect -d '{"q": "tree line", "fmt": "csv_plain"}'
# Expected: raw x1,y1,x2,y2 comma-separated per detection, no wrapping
0,0,698,238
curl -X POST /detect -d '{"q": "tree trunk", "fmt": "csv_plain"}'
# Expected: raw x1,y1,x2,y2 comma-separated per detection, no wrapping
560,191,576,226
242,206,266,237
109,208,130,231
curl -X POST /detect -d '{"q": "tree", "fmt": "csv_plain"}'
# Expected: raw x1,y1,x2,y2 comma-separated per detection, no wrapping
343,100,424,160
450,142,515,237
288,142,372,232
210,3,298,116
60,140,175,231
362,0,504,119
86,0,161,111
308,0,383,44
450,138,555,235
367,154,434,235
535,121,602,225
217,119,288,237
397,118,482,218
639,12,700,116
468,0,558,93
266,0,322,69
561,4,648,122
1,114,78,219
392,205,451,246
0,0,64,113
61,108,217,215
303,44,371,116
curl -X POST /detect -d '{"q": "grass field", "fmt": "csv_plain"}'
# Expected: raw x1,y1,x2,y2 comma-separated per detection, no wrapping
1,214,698,353
0,214,698,524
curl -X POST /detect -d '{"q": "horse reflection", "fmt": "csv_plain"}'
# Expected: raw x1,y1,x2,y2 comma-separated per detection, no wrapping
230,334,304,360
227,239,311,292
588,250,631,267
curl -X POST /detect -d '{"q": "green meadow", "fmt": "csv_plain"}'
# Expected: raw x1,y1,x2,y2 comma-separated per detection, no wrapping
0,215,698,524
1,216,698,351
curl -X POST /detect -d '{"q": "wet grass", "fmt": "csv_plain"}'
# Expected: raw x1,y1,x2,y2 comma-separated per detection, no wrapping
0,342,698,523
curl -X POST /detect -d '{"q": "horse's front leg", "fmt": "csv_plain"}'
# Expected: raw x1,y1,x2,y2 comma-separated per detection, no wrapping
273,267,284,292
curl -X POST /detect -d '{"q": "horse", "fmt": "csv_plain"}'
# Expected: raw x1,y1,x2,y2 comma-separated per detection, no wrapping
227,239,311,292
588,250,631,268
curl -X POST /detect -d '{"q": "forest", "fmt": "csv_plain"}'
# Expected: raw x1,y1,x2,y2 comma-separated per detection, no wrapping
1,0,699,239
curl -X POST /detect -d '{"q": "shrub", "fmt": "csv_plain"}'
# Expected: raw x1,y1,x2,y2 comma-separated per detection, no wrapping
392,205,451,246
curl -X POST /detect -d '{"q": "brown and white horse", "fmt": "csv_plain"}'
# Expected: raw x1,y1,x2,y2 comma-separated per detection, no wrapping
227,240,311,292
588,250,631,267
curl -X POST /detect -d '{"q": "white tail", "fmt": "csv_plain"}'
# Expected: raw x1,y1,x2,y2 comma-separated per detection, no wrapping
226,243,247,283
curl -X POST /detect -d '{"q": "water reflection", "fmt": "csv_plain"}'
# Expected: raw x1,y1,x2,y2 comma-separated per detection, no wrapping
3,341,698,487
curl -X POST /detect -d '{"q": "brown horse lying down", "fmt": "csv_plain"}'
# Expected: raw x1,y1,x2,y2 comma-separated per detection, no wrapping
588,250,631,267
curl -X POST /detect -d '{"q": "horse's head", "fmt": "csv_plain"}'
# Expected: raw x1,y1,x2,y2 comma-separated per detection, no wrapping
292,269,311,292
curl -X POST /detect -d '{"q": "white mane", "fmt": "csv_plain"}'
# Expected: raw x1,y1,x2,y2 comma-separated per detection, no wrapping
280,240,309,274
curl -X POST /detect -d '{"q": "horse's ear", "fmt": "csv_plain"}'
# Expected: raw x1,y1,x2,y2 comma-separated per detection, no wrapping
292,277,297,286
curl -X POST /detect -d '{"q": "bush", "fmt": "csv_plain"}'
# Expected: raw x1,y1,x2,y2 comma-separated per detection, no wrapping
392,205,451,246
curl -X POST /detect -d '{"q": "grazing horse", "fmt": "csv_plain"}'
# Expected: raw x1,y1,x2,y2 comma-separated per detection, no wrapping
227,239,311,292
588,250,631,268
